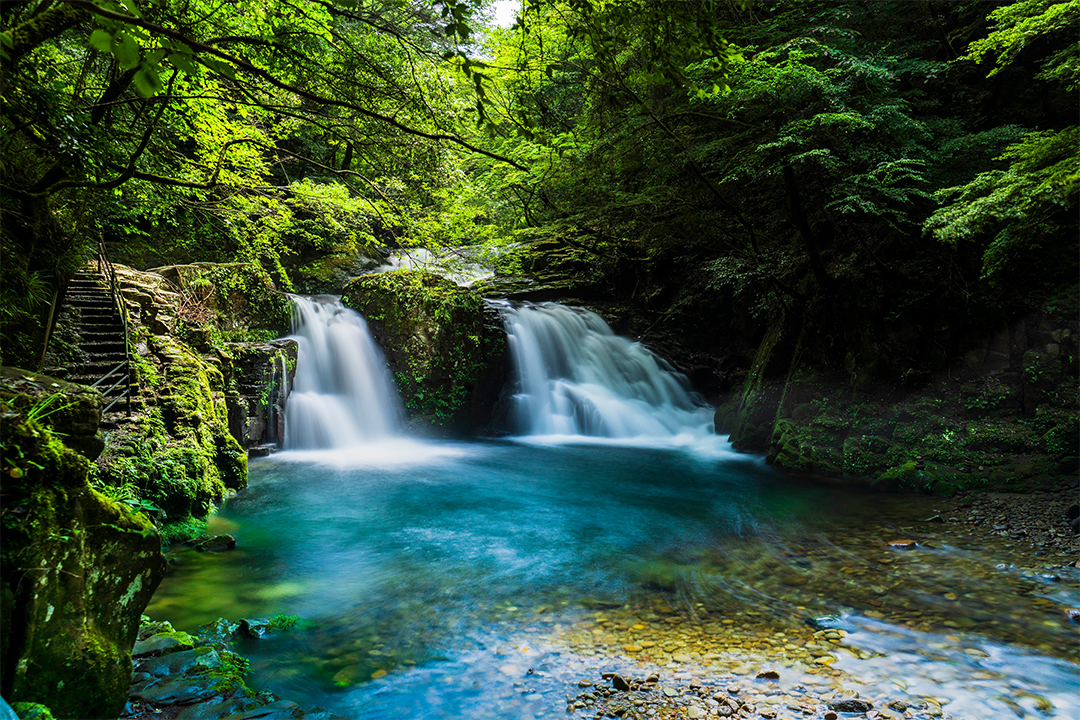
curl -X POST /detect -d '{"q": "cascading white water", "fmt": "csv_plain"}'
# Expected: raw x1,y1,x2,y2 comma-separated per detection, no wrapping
497,301,715,439
283,296,404,449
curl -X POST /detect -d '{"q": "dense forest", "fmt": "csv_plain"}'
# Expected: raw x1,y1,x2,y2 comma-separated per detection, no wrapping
4,0,1077,486
3,0,1076,364
2,2,1079,719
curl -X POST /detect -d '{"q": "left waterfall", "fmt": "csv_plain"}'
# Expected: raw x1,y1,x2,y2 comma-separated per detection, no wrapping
283,295,403,449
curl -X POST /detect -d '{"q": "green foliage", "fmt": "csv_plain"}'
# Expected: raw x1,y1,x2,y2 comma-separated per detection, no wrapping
343,269,494,423
926,127,1078,286
158,516,209,545
963,0,1080,87
269,614,300,631
11,703,55,720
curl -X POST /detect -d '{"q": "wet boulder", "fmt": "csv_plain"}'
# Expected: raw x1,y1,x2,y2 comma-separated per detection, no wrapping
342,269,508,435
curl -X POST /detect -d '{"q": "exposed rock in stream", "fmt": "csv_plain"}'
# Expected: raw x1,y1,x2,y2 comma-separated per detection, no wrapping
125,621,350,720
342,269,508,435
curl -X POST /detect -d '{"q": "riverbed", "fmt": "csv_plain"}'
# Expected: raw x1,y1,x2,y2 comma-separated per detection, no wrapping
146,437,1079,720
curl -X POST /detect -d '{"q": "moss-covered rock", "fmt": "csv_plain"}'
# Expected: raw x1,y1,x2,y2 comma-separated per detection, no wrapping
146,262,291,344
95,332,247,520
0,374,166,719
0,367,105,460
85,264,299,522
342,269,507,434
10,702,54,720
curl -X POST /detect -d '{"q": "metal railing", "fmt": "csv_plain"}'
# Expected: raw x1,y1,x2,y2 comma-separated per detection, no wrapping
91,237,133,416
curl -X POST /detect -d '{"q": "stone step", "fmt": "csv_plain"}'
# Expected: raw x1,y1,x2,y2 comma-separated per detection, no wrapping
70,379,131,395
67,302,113,313
68,282,107,293
81,341,128,353
80,322,124,332
80,357,130,370
80,312,121,320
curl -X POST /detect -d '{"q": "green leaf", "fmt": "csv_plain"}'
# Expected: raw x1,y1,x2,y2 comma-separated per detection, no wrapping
88,29,113,52
133,65,164,96
168,52,198,75
0,31,12,49
117,0,143,18
200,56,237,80
113,32,141,70
145,48,167,66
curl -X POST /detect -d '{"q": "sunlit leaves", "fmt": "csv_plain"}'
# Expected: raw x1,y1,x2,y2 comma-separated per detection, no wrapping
963,0,1080,84
926,127,1079,281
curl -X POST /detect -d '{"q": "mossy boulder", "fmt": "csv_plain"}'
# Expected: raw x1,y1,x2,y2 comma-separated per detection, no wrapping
342,269,507,435
0,367,105,460
0,374,166,719
95,334,248,519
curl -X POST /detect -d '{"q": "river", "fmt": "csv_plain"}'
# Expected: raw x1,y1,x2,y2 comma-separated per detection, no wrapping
145,297,1079,720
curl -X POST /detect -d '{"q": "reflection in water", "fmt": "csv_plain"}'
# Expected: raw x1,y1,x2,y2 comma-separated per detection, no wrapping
148,442,1079,720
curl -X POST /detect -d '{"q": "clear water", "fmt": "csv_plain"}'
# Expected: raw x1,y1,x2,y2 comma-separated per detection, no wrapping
148,439,1080,720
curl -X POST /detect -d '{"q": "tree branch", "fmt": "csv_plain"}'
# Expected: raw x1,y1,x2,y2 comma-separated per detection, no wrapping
60,0,530,172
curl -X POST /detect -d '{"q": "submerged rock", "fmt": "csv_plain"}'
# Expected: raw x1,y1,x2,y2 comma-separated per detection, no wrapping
192,534,237,552
828,698,874,713
126,621,352,720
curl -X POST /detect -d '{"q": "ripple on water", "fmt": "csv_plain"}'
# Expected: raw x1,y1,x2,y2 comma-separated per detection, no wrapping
830,614,1079,720
147,441,1080,720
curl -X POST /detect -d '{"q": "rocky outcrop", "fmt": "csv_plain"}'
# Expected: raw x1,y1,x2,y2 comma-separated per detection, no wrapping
0,370,166,719
718,292,1080,494
146,262,291,344
126,618,352,720
342,269,508,435
222,340,297,450
87,264,293,523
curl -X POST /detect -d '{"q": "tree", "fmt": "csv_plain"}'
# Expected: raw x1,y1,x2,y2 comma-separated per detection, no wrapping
0,0,509,364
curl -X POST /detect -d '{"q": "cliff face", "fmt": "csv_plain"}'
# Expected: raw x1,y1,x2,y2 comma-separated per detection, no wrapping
343,269,508,435
77,264,295,521
715,292,1079,494
0,368,166,719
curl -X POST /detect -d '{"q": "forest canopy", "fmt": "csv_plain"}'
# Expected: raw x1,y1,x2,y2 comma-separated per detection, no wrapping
2,0,1077,374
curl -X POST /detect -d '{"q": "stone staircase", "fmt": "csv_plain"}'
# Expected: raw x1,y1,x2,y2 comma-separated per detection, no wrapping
48,268,138,427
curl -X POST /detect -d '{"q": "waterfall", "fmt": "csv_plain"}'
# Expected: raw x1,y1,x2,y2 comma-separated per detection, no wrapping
283,296,403,449
496,301,714,439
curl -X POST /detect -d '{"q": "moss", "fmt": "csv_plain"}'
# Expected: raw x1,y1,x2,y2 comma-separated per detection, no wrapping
269,614,299,631
342,269,504,430
0,378,165,719
163,263,291,346
204,649,252,695
842,436,888,477
95,335,249,519
11,703,54,720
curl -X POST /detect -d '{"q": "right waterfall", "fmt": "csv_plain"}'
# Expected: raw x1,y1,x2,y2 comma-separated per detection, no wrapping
495,300,715,439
